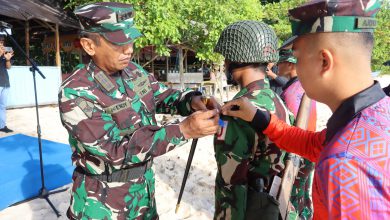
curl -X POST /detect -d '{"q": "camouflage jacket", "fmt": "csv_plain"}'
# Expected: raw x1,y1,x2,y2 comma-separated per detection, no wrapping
214,79,293,219
59,61,197,219
59,61,197,175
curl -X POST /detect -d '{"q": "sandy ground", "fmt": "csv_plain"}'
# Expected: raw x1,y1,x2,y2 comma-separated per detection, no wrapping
0,75,388,220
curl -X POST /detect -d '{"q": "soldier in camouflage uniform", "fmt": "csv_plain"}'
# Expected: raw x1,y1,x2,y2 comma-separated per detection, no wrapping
213,20,296,220
222,1,389,219
277,46,317,220
58,2,220,220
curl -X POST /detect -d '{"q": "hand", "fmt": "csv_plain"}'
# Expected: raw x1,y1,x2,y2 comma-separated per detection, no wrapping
191,95,221,112
179,109,220,139
266,65,277,79
0,46,4,57
4,50,14,61
221,97,257,122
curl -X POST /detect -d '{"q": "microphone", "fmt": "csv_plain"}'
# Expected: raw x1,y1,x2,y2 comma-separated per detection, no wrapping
0,21,12,29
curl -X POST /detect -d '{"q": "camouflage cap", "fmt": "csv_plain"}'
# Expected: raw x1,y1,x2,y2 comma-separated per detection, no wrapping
285,0,382,46
214,20,279,63
74,2,142,45
278,49,297,64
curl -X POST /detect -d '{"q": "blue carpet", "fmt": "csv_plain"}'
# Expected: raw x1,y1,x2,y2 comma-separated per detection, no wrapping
0,134,73,210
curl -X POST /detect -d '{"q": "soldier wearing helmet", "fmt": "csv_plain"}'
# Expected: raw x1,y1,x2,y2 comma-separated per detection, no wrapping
221,1,389,219
213,20,299,220
58,2,220,219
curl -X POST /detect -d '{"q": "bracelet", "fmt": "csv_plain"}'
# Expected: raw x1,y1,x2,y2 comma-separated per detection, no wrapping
5,59,11,62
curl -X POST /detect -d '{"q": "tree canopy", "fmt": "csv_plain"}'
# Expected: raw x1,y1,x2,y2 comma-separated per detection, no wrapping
66,0,389,73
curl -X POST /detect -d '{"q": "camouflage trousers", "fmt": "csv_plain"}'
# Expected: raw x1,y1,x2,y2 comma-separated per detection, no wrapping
214,174,247,220
289,159,315,220
67,168,158,220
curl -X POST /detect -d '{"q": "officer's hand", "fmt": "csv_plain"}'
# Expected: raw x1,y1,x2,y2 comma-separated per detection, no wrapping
191,95,221,112
179,109,220,139
0,46,4,56
221,97,257,122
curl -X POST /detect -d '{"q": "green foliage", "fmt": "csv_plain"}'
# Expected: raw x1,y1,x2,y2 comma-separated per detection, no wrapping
65,0,389,71
262,0,305,44
372,2,390,74
65,0,263,63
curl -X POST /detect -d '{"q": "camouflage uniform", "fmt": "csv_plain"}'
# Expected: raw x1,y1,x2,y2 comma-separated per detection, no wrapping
59,3,200,219
213,21,298,220
214,78,293,219
278,49,316,220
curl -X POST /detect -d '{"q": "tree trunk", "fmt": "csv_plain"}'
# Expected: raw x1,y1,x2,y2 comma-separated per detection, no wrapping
184,49,188,73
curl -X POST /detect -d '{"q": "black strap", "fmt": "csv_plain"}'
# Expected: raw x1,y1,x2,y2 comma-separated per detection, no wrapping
75,160,153,182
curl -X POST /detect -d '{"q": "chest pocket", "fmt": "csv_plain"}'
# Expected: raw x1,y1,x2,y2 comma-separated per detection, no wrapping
128,71,155,114
104,100,141,135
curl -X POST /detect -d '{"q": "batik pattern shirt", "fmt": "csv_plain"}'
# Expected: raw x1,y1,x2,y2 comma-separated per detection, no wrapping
264,82,390,220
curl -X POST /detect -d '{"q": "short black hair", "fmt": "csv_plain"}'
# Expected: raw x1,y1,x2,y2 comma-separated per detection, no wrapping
335,32,374,54
227,62,267,74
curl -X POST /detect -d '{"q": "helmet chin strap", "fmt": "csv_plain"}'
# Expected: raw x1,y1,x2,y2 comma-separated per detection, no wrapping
225,67,238,86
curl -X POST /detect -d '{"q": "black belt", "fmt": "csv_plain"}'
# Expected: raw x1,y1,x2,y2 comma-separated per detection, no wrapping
75,160,153,183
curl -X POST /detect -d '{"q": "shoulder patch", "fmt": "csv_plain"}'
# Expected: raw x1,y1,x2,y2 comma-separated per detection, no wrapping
216,120,229,141
75,97,94,118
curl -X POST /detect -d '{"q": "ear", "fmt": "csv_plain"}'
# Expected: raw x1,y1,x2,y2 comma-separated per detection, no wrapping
288,62,294,70
80,38,96,56
320,49,333,76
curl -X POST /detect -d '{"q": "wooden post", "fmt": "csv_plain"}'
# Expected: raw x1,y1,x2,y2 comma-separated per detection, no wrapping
25,21,30,65
178,47,184,90
151,46,154,74
55,24,61,67
166,55,169,75
184,49,188,73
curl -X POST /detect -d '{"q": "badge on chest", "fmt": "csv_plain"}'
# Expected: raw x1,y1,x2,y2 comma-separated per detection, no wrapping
131,70,152,98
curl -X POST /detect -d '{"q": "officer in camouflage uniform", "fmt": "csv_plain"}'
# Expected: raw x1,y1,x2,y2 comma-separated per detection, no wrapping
213,20,295,220
58,2,220,220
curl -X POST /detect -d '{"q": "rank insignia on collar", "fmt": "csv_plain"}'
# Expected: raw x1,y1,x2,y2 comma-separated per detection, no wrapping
95,71,115,93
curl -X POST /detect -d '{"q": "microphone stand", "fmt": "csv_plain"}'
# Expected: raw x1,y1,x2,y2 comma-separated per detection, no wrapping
1,25,67,217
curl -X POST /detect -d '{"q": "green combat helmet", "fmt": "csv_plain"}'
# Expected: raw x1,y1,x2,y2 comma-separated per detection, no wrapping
74,2,142,45
214,20,279,64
